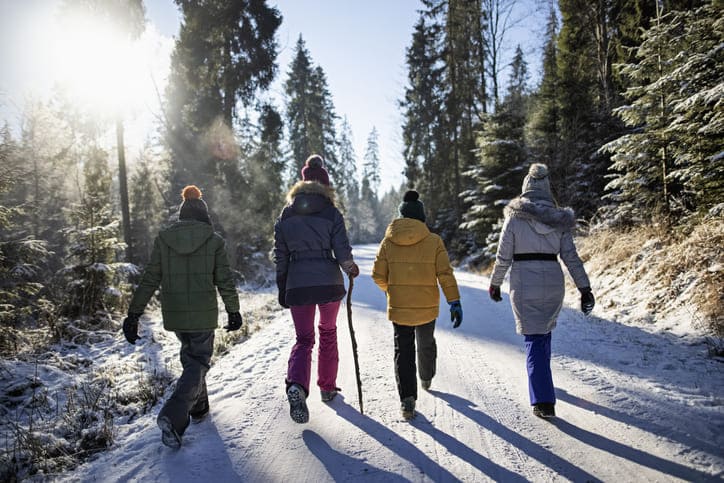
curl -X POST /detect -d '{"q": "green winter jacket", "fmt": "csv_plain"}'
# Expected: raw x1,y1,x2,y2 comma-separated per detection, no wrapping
129,220,239,331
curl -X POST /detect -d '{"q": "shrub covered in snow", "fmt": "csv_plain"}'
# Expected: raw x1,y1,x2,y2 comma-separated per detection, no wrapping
579,216,723,349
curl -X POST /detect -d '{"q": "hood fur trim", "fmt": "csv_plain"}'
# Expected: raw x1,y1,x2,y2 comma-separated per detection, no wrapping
504,197,576,232
286,180,336,205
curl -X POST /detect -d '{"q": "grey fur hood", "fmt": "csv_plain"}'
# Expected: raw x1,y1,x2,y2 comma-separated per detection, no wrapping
504,197,576,232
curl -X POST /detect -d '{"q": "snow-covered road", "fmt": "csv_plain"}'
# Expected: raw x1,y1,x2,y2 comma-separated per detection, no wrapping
71,245,723,482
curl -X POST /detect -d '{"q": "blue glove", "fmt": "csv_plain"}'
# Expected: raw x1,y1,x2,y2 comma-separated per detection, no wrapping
448,301,462,328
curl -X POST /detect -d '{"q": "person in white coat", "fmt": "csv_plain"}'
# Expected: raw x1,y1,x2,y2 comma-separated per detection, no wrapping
489,163,595,418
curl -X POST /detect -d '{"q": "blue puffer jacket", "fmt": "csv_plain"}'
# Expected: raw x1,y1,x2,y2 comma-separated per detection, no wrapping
274,181,354,306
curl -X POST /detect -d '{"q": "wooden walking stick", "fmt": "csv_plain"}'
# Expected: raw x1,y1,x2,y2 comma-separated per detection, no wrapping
346,275,364,414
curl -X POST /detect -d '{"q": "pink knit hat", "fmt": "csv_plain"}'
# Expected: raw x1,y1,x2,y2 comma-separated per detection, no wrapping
301,154,330,186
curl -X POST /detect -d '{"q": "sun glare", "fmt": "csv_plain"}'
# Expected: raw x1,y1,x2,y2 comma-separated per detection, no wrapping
34,9,168,117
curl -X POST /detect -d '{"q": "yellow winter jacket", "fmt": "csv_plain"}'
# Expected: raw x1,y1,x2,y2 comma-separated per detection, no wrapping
372,218,460,325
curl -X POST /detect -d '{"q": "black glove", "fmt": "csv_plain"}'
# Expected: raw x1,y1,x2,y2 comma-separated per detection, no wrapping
122,313,141,344
449,300,463,328
489,285,502,302
580,287,595,315
278,292,289,309
276,275,289,309
224,311,243,331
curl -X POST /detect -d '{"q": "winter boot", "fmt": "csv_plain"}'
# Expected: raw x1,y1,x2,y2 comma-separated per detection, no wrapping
533,403,556,419
190,399,209,423
401,396,416,420
190,406,209,424
158,416,182,449
287,383,309,423
421,379,432,391
320,388,339,402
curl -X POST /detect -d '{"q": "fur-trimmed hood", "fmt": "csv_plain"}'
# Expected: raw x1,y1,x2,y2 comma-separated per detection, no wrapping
504,196,576,232
286,180,336,206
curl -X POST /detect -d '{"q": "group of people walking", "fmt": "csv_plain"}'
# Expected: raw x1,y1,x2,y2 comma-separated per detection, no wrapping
122,156,594,448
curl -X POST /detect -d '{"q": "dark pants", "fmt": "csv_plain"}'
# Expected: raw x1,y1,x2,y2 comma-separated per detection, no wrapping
157,330,214,433
393,320,437,401
524,332,555,405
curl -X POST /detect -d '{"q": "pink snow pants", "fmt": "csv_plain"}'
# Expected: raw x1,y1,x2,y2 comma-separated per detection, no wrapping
287,300,342,395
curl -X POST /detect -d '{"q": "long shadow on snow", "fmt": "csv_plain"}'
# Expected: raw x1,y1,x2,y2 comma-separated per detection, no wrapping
550,417,719,482
431,390,601,482
302,429,408,482
408,413,527,482
159,415,244,482
351,248,722,456
331,394,518,481
556,388,723,460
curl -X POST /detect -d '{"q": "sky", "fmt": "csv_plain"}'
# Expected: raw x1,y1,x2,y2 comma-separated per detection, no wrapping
0,0,546,194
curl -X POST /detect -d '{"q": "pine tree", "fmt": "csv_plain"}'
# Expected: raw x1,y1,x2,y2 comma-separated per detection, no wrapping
526,7,560,169
602,4,723,222
254,103,286,216
555,0,602,210
666,5,724,214
378,184,405,227
164,0,281,195
58,147,126,320
129,149,166,265
552,0,627,217
400,0,488,251
362,127,381,195
0,126,54,352
441,0,486,239
357,127,383,242
11,102,76,264
311,66,341,180
462,45,529,262
400,13,445,204
337,117,361,241
211,103,286,283
284,37,339,182
337,116,359,202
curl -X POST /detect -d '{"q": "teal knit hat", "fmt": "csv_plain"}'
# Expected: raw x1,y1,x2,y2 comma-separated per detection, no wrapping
399,190,426,222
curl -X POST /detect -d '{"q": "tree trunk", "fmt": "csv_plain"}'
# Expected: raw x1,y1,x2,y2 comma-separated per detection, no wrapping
476,0,488,114
655,0,670,214
116,118,133,262
222,31,235,126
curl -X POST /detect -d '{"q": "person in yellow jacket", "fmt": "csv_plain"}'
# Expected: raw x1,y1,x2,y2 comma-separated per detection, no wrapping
372,190,462,420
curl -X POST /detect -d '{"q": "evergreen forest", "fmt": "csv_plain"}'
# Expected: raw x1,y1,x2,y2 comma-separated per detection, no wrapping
1,0,723,478
1,0,722,383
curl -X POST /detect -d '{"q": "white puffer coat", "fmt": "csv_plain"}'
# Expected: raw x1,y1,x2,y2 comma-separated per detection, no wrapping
490,197,590,335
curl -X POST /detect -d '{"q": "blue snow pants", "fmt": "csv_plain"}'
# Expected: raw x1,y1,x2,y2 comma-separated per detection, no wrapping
524,332,555,405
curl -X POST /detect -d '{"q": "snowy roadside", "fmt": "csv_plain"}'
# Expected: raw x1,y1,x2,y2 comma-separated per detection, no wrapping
56,244,723,482
0,284,278,481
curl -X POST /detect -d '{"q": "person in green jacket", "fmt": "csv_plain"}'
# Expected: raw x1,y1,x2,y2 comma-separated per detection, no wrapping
122,185,242,449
